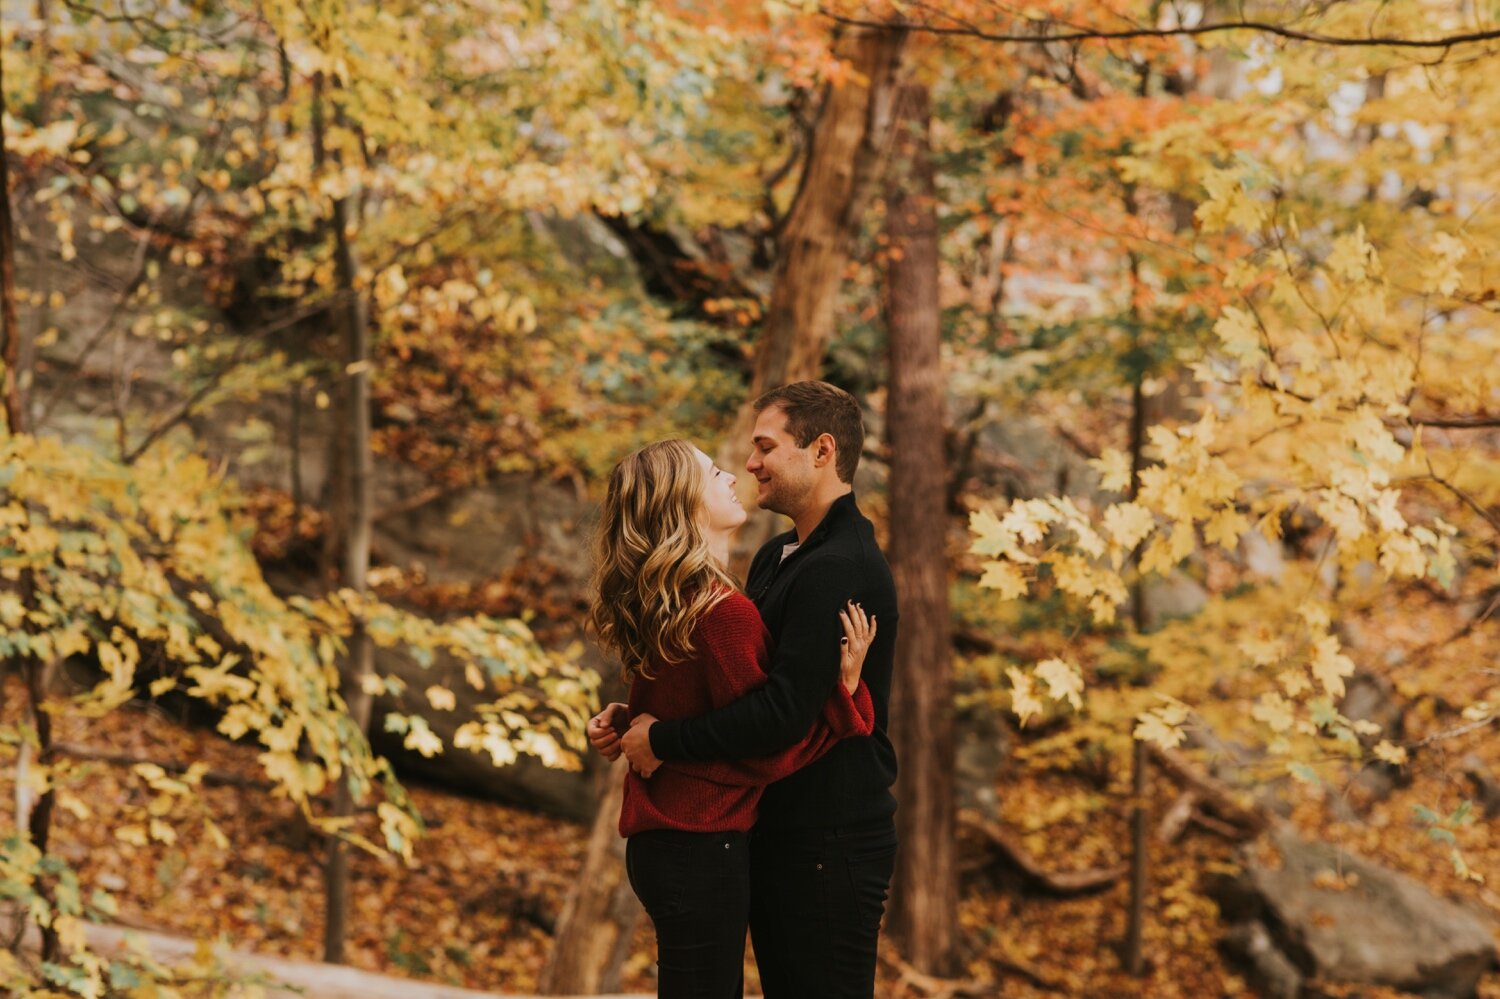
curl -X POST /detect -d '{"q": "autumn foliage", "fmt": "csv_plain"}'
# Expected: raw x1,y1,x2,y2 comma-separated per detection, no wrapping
2,0,1498,995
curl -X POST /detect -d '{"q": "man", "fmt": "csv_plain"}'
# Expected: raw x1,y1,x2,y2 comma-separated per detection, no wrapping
588,381,900,999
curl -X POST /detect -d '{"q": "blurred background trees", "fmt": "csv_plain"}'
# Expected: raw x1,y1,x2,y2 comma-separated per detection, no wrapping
2,0,1498,995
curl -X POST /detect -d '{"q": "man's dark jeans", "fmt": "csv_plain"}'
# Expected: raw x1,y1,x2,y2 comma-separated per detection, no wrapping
626,829,750,999
747,817,898,999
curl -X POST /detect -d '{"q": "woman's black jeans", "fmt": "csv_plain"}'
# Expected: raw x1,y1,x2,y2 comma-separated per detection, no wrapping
626,829,750,999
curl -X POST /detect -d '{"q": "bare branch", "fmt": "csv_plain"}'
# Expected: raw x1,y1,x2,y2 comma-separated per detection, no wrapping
1423,467,1500,538
820,10,1500,50
1409,414,1500,429
1407,714,1498,749
961,813,1129,894
1147,745,1270,836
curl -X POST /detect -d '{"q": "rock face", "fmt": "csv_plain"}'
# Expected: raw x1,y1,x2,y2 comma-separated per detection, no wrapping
953,699,1012,824
369,641,602,822
1215,828,1498,998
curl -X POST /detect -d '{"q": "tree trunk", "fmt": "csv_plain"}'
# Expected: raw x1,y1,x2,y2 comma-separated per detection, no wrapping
538,757,644,994
716,26,906,568
18,0,51,431
1124,365,1150,975
883,83,958,976
315,71,377,966
1,35,23,436
1,33,59,965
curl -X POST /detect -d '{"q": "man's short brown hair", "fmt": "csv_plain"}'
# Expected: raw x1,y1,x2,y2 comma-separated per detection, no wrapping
754,381,864,483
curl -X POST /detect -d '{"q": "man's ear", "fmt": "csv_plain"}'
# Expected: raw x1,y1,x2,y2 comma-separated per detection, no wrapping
812,433,836,468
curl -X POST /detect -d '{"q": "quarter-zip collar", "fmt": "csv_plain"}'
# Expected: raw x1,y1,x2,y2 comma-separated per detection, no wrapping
768,490,860,569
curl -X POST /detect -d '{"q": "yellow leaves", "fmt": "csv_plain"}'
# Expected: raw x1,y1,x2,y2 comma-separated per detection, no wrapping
6,119,81,157
1239,627,1287,668
1050,554,1099,602
378,802,420,862
217,703,263,741
452,719,519,767
1346,407,1404,467
1006,668,1043,728
1372,741,1408,766
400,716,445,758
184,658,255,702
1420,232,1468,297
1315,489,1366,544
1277,669,1311,698
1308,634,1355,699
1002,499,1058,546
1461,700,1493,723
262,718,304,753
1102,501,1155,555
1251,691,1296,734
967,507,1026,561
260,751,327,802
1325,225,1382,284
1203,508,1249,550
115,825,149,847
503,295,537,334
1378,533,1427,580
1004,658,1086,728
0,592,26,627
1196,167,1266,234
375,265,410,308
1089,448,1132,494
1134,698,1190,750
1224,257,1265,291
972,495,1127,624
0,949,24,989
1035,658,1084,712
57,792,92,821
54,915,88,954
1213,306,1264,362
97,638,140,688
977,560,1028,600
425,685,457,711
515,729,577,771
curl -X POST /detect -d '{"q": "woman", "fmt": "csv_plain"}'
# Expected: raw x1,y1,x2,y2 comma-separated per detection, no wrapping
587,439,877,999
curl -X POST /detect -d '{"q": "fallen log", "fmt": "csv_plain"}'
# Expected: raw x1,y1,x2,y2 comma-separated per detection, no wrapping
881,947,1060,997
8,917,656,999
1156,790,1197,843
961,815,1127,895
52,742,274,790
1147,745,1269,837
1188,809,1247,840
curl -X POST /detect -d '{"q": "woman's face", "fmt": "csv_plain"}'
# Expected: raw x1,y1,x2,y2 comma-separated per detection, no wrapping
694,447,747,534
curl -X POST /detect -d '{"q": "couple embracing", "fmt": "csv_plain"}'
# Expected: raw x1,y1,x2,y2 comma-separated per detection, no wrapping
585,381,900,998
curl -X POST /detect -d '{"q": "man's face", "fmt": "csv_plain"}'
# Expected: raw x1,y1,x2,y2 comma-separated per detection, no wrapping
745,406,818,516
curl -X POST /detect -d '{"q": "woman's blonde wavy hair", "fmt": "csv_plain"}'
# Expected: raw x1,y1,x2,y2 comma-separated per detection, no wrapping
589,439,739,683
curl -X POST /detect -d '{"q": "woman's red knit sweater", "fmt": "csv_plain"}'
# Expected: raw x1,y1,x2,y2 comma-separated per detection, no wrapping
618,591,874,837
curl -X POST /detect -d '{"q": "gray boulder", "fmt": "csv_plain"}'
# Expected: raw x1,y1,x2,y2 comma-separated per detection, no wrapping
953,699,1012,824
1216,827,1497,998
369,641,599,821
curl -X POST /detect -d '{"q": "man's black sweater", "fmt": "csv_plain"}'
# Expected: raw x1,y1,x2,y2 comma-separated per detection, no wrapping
648,492,899,834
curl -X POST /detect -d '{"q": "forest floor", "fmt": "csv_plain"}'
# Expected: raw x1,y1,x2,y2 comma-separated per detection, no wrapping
1,583,1498,997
